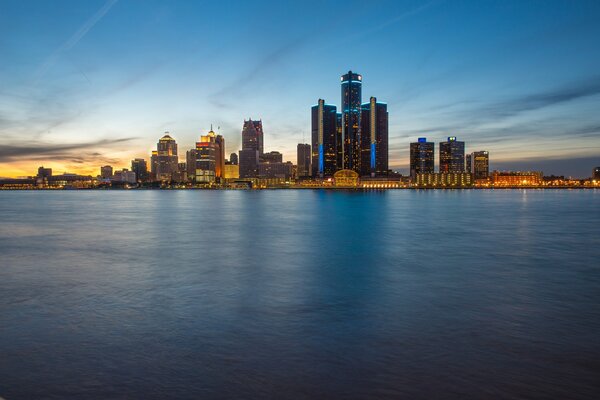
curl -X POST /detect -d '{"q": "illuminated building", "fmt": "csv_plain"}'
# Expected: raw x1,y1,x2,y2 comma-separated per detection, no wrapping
259,161,294,179
467,151,489,180
100,165,113,179
491,171,543,187
465,154,472,174
336,112,343,169
131,159,148,182
297,143,311,178
333,169,360,187
154,133,179,181
409,138,434,178
230,152,238,165
150,151,158,179
37,166,52,179
593,167,600,180
440,137,465,173
360,97,388,176
413,172,473,187
341,71,362,173
113,169,136,184
239,149,259,178
311,99,338,177
194,128,225,184
224,164,239,179
242,119,264,155
261,151,283,163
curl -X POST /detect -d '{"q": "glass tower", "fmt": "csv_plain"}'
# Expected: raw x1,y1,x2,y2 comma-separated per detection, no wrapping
311,99,338,177
341,71,362,173
410,138,435,178
439,137,465,173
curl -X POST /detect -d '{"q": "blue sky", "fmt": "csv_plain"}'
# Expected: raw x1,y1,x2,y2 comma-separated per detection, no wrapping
1,0,599,177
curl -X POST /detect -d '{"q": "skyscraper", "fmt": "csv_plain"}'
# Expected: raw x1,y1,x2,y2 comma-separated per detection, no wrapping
593,167,600,180
100,165,113,179
242,119,264,155
410,138,435,178
230,152,238,165
468,151,490,180
155,133,179,181
239,149,259,178
297,143,311,178
311,99,338,177
360,97,388,176
194,128,224,183
131,158,148,182
341,71,362,173
440,137,465,173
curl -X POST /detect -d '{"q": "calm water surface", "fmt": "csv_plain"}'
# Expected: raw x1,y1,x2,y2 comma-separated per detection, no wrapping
0,190,599,399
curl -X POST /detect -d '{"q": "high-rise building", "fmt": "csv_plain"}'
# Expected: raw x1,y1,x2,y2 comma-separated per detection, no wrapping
360,97,388,176
154,133,179,181
194,128,225,184
341,71,362,173
230,152,238,165
297,143,311,178
410,138,435,178
242,119,264,155
100,165,113,179
186,149,197,181
593,167,600,180
336,112,343,169
261,151,283,164
440,137,465,173
37,166,52,179
467,151,490,180
131,159,148,182
239,149,259,178
311,99,338,177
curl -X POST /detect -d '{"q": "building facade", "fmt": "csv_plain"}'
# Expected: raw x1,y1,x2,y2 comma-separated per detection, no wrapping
440,137,465,173
154,133,179,181
413,172,473,187
341,71,362,173
360,97,388,176
311,99,338,177
194,129,225,184
409,138,435,178
469,151,490,180
239,149,259,178
297,143,311,178
242,119,264,155
131,159,148,182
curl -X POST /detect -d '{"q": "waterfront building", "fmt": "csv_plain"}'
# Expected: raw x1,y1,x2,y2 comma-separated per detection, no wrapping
239,149,259,178
360,97,388,176
224,164,240,179
333,169,360,187
311,99,338,177
100,165,113,179
230,152,238,165
593,167,600,180
465,154,472,174
336,112,343,169
341,71,362,173
491,171,543,186
468,151,490,180
131,159,148,182
113,169,136,184
261,151,283,164
242,119,264,155
259,161,294,179
440,137,465,173
186,149,197,181
194,128,225,184
297,143,311,178
154,133,179,181
409,138,435,178
413,172,473,187
150,151,158,179
37,166,52,179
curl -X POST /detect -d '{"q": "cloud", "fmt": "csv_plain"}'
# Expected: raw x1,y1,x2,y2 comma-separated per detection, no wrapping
33,0,119,81
0,137,137,162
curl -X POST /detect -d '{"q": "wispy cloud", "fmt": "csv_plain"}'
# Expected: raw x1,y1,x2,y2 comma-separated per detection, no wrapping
33,0,118,82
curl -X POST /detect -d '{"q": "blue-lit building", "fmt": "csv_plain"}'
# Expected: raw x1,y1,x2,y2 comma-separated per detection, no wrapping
410,138,435,178
311,99,338,177
341,71,362,173
360,97,388,176
439,136,465,173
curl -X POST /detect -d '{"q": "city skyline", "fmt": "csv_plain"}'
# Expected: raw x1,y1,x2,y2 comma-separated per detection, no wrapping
1,0,600,178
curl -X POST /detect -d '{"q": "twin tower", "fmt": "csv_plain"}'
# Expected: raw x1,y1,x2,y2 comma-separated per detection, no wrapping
311,71,388,178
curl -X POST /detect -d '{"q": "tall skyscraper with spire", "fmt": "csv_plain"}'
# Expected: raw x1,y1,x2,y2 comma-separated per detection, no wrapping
311,99,338,177
360,97,388,176
341,71,362,173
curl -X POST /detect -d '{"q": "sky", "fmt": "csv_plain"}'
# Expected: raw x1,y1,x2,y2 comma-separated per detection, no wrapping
1,0,599,178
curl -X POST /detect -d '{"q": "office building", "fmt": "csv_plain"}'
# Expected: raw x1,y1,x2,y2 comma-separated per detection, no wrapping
340,71,362,173
100,165,113,179
311,99,338,177
37,166,52,179
468,151,490,180
261,151,283,164
242,119,264,155
360,97,388,176
440,136,465,173
491,171,543,186
259,161,294,179
297,143,311,178
131,159,148,182
239,149,259,178
230,152,238,165
413,172,473,187
593,167,600,180
154,133,179,181
194,128,225,184
113,169,136,184
409,138,435,178
224,164,240,179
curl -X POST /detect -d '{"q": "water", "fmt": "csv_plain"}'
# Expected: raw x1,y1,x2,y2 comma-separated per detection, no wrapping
0,190,599,399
